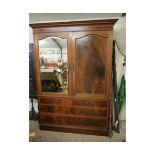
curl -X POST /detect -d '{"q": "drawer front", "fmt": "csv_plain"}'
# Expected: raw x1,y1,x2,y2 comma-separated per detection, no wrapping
40,114,64,124
39,98,109,129
73,99,108,107
39,97,72,106
64,116,107,127
39,104,107,117
40,114,107,128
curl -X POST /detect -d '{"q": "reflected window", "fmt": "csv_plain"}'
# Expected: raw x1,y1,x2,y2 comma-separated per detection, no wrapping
38,37,68,93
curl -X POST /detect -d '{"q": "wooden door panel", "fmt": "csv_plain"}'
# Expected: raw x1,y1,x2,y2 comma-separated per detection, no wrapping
74,32,109,97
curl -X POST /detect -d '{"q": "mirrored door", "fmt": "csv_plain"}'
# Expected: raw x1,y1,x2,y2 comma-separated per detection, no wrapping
38,37,68,93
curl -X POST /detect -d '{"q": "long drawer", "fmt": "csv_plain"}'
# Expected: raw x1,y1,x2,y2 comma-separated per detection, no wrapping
39,104,107,117
39,114,107,128
39,97,109,107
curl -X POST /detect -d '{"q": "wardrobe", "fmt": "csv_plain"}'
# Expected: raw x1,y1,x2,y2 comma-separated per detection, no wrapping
30,19,117,136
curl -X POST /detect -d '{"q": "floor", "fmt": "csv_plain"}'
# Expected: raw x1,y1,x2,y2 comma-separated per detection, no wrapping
29,120,126,142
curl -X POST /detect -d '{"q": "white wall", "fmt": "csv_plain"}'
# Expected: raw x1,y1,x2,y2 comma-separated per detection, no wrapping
29,13,122,24
29,27,34,43
29,14,126,120
114,17,126,120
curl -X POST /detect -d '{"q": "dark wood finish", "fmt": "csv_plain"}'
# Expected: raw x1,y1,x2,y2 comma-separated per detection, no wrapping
75,33,107,95
39,97,72,106
39,114,107,127
30,19,117,136
39,105,107,117
40,124,110,136
30,19,117,28
73,99,108,107
30,19,117,34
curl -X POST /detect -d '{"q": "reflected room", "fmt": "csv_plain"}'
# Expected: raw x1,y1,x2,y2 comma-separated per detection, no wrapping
39,37,68,93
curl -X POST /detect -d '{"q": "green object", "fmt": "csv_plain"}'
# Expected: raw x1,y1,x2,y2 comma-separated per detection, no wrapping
118,75,126,113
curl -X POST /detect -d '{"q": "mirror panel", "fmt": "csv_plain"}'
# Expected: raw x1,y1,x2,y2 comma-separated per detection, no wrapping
38,37,68,93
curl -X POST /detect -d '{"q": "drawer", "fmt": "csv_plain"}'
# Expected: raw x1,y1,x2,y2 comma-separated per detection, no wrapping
39,105,107,117
39,105,62,113
39,97,72,106
40,114,64,125
39,114,107,128
73,99,108,107
64,116,107,127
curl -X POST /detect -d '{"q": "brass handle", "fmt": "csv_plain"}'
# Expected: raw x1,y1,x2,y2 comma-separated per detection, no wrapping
68,64,76,72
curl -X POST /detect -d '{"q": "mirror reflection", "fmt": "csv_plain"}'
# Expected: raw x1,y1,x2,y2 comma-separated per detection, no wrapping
39,37,68,93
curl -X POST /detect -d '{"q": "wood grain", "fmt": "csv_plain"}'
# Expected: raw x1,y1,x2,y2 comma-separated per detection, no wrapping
39,114,107,128
39,104,107,117
75,34,106,95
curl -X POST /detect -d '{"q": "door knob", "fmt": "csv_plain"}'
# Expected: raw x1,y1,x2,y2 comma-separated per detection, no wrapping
68,64,76,71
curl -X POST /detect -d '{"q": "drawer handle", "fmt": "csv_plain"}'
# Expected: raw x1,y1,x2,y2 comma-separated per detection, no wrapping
68,64,76,72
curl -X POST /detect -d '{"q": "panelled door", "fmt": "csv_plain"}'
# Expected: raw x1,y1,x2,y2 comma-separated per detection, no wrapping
72,31,113,98
35,32,73,96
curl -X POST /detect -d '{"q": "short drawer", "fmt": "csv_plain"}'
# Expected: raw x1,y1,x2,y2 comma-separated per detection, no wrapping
73,99,108,107
40,114,64,125
39,97,72,106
